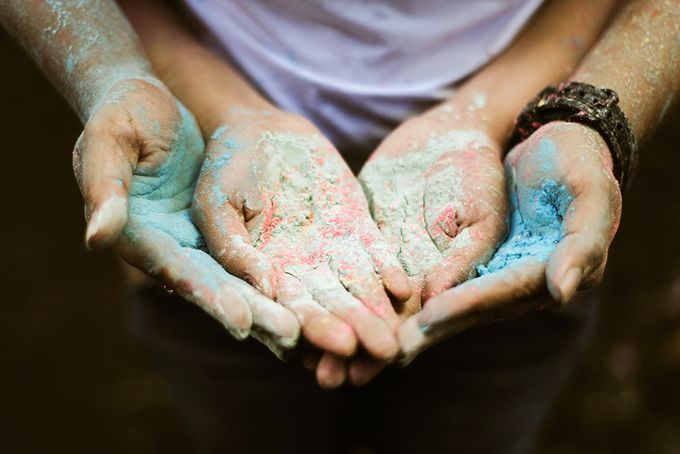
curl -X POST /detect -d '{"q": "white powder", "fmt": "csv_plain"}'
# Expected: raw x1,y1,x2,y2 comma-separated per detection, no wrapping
360,130,494,277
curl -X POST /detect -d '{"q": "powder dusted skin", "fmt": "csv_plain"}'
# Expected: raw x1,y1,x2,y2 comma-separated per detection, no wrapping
193,119,411,354
476,123,614,279
107,101,299,353
360,130,504,281
361,132,484,276
127,103,205,249
251,132,392,285
2,0,161,120
477,179,572,275
477,135,574,275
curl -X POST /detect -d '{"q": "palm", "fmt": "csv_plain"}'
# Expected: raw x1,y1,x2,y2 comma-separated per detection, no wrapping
75,82,300,357
193,114,413,363
360,120,507,299
398,122,623,362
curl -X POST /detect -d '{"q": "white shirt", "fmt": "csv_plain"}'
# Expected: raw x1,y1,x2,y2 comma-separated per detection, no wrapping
182,0,544,157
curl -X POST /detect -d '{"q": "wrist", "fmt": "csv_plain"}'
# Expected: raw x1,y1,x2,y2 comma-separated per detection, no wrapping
80,63,161,120
423,99,506,157
510,82,637,190
202,105,289,141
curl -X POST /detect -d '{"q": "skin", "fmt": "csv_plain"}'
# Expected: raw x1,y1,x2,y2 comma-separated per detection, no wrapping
399,0,680,362
359,109,508,301
361,0,619,301
121,0,623,385
400,121,622,360
120,0,415,388
0,0,300,356
354,0,619,379
5,0,675,388
194,111,412,368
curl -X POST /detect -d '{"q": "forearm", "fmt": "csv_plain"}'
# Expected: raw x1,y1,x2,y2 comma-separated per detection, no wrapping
120,0,274,138
570,0,680,142
443,0,618,146
0,0,156,121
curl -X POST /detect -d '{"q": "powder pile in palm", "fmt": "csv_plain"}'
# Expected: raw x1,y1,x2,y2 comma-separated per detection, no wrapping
477,179,572,275
360,130,494,277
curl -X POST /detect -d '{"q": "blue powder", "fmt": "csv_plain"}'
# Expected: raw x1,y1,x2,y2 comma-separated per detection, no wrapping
477,179,572,275
202,126,243,207
127,102,206,249
536,136,557,173
65,54,75,75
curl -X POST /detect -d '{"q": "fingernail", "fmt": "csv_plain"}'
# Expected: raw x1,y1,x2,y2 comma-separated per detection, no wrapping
558,267,581,303
85,196,127,249
317,357,347,389
398,317,425,357
218,287,252,340
85,209,104,250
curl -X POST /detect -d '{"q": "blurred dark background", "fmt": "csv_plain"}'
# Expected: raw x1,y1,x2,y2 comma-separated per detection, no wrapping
1,26,679,453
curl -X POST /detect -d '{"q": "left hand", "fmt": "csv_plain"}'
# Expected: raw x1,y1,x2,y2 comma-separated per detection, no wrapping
191,109,414,387
359,106,508,301
399,121,623,362
72,79,300,358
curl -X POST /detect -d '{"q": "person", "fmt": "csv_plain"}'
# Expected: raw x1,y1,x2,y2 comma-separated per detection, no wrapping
1,0,678,452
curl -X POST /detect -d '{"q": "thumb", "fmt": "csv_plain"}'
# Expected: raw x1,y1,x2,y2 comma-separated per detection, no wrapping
546,177,621,303
192,197,278,301
72,126,136,250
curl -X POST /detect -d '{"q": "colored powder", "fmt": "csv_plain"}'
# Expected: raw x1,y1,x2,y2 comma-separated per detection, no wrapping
127,103,206,249
360,130,494,277
65,54,75,74
202,126,243,208
468,90,487,112
477,179,572,275
209,130,399,297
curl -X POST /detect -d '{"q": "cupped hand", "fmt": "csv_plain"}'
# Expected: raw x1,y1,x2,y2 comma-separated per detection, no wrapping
359,107,508,300
192,109,413,387
399,121,623,362
72,78,299,357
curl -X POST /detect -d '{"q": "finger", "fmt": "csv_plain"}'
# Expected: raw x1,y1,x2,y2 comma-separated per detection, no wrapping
398,283,424,319
399,259,549,363
316,352,348,389
73,127,135,250
301,267,399,361
118,223,253,340
359,162,441,281
348,355,386,386
546,178,621,303
193,190,277,300
242,279,301,359
421,159,468,255
361,230,414,304
301,346,322,372
278,274,357,357
328,247,400,331
422,161,506,298
424,215,505,299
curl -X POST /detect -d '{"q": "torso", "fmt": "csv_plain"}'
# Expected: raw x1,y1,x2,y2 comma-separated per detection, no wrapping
182,0,544,156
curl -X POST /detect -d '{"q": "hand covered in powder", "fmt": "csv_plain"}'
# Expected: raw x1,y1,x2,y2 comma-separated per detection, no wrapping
399,121,622,361
192,109,413,387
72,78,299,357
359,107,507,300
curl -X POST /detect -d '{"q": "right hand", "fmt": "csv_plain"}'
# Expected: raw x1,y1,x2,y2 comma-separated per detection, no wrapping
192,109,414,387
398,121,623,362
72,78,300,357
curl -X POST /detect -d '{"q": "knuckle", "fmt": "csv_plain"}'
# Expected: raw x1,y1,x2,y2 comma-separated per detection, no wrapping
86,110,138,146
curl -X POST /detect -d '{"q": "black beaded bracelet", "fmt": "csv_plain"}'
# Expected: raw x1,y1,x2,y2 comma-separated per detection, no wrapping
509,82,638,191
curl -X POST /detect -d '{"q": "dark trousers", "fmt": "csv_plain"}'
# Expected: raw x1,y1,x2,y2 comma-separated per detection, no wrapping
131,286,596,454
